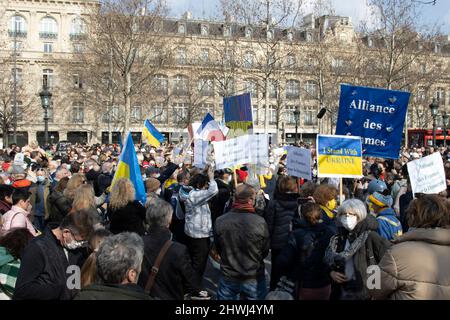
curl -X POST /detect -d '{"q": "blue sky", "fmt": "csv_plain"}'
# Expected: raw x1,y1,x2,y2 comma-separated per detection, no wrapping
167,0,450,34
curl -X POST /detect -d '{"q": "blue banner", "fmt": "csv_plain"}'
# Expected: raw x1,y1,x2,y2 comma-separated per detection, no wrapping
223,93,253,137
335,84,410,159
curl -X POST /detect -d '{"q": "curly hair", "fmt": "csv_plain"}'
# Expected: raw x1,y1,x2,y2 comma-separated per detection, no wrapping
313,184,338,206
109,178,135,211
63,173,86,202
0,228,33,259
72,184,96,211
407,194,449,228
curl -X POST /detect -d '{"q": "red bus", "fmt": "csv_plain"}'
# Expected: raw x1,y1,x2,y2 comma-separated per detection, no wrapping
408,129,450,147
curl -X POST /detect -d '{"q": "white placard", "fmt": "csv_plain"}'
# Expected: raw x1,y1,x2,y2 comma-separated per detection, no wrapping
249,134,269,165
407,152,446,197
193,140,209,169
286,146,312,180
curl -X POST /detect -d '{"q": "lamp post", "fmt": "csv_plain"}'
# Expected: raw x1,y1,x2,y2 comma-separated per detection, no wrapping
293,106,300,146
442,111,449,147
39,84,52,147
429,98,439,147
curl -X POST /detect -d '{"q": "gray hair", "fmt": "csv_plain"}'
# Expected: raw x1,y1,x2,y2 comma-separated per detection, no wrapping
146,198,173,228
337,198,367,222
96,232,144,284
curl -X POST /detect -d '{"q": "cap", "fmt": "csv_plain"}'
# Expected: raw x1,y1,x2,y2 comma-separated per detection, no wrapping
367,179,387,195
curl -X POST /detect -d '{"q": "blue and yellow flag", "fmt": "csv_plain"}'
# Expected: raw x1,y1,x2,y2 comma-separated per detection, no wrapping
111,133,146,204
143,119,164,147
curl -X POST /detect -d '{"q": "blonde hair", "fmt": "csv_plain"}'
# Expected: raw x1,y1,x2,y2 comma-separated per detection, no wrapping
109,178,135,210
72,184,96,211
63,173,85,202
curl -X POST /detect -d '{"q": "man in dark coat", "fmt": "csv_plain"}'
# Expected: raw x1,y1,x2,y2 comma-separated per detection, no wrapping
210,169,233,229
13,210,95,300
76,232,150,300
137,198,201,300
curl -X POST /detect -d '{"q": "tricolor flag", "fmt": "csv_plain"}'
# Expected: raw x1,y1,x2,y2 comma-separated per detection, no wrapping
197,113,226,142
143,119,165,147
111,133,146,204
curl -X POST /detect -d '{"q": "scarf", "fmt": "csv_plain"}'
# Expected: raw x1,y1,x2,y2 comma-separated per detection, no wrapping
324,230,370,267
320,205,335,219
231,200,255,213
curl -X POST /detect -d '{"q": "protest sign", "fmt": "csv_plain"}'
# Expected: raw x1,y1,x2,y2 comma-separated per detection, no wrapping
223,93,253,138
336,84,410,159
407,152,446,197
317,134,363,178
249,134,269,165
286,146,312,180
193,140,209,169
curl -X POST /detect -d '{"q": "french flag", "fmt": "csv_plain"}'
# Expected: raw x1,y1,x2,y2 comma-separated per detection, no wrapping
197,113,226,142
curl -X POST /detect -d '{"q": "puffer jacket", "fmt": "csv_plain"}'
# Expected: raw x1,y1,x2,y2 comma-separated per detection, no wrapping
47,190,72,223
371,228,450,300
264,193,298,250
180,180,218,239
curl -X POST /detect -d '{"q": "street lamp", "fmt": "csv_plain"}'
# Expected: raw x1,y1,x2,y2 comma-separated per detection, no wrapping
442,111,449,147
293,106,300,146
39,84,52,147
429,98,439,147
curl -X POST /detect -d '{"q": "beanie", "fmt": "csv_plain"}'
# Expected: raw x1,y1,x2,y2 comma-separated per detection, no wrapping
236,169,248,183
369,191,393,208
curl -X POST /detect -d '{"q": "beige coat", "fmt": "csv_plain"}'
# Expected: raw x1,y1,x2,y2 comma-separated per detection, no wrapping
371,228,450,300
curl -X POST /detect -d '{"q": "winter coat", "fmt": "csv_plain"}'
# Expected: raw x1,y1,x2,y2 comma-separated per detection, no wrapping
108,201,146,236
0,200,11,216
1,206,37,236
214,209,270,281
180,180,218,239
13,224,87,300
376,208,403,241
75,283,151,300
137,227,199,300
85,169,101,196
97,172,113,196
324,215,391,300
264,193,299,250
209,179,232,226
371,228,450,300
276,219,335,289
47,190,72,223
0,246,20,300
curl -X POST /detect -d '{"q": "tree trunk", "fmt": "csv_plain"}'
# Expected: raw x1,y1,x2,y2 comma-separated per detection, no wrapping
264,79,269,134
123,72,132,142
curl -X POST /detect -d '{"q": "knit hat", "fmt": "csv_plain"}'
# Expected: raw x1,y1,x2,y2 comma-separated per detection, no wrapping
145,166,160,176
369,191,393,208
367,179,387,195
145,178,161,193
236,169,248,182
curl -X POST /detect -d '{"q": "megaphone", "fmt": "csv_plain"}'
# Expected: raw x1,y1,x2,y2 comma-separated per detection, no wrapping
317,108,327,119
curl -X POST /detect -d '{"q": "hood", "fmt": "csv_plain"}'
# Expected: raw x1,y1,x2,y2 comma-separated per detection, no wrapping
179,185,193,202
274,193,298,210
0,246,15,266
395,227,450,246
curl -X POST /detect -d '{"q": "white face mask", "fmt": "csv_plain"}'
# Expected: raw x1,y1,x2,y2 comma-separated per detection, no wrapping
155,189,162,196
226,176,232,183
340,215,358,231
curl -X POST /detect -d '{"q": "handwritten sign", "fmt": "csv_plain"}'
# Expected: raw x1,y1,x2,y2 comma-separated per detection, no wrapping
193,140,209,169
407,152,446,197
286,146,312,180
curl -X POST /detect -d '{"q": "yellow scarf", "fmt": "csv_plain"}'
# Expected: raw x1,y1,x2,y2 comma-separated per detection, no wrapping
320,205,335,219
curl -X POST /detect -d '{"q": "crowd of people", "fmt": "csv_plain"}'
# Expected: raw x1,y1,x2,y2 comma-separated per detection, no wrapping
0,139,449,300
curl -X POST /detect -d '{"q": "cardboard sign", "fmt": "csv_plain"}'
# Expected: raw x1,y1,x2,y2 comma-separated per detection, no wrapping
407,152,446,197
193,140,209,169
317,135,363,178
286,146,312,180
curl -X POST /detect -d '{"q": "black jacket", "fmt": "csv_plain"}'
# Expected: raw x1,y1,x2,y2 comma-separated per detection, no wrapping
215,209,270,281
86,169,101,196
13,224,86,300
47,191,72,223
276,219,335,288
108,201,146,236
75,283,151,300
210,179,232,226
0,200,11,215
137,227,199,300
264,193,299,250
97,172,113,196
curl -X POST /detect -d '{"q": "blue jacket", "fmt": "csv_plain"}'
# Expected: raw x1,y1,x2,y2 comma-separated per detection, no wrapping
377,208,403,241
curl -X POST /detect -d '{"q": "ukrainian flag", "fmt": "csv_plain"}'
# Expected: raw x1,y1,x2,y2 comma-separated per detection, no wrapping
143,119,164,147
111,133,146,204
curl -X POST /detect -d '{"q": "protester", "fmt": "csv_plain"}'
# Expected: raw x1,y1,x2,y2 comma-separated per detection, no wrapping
46,177,70,223
210,168,233,228
1,189,37,236
264,176,299,290
108,178,146,236
30,168,49,231
371,195,450,300
367,191,403,241
13,209,96,300
276,202,335,300
0,185,14,215
138,198,201,300
168,170,190,245
324,199,391,300
97,162,114,196
76,232,150,300
313,184,338,233
0,228,34,299
145,178,161,208
215,184,270,300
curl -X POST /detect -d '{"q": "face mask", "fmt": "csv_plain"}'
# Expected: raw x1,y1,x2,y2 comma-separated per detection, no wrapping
66,165,71,171
155,189,161,196
37,176,45,183
326,199,337,211
142,174,147,180
64,239,85,250
340,215,358,231
226,176,232,183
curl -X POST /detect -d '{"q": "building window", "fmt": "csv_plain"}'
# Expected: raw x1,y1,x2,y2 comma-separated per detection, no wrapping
368,37,373,47
176,47,187,65
11,100,23,122
11,68,23,86
305,81,318,98
72,105,84,123
42,69,54,89
243,51,255,68
201,24,208,36
173,75,189,96
285,106,298,124
173,103,188,123
151,104,168,123
286,80,300,99
331,58,344,70
287,31,293,41
306,32,312,42
223,26,231,37
269,105,277,125
44,43,53,53
252,106,258,125
198,77,214,97
10,41,24,53
304,107,317,125
72,74,82,89
267,29,274,40
200,48,209,63
244,79,257,98
131,106,142,123
416,87,426,102
70,16,86,40
9,15,27,38
287,54,296,68
73,43,83,53
218,77,235,97
201,103,214,117
152,74,168,95
436,88,445,103
178,23,186,34
103,105,121,123
39,16,58,39
269,80,278,99
245,27,252,39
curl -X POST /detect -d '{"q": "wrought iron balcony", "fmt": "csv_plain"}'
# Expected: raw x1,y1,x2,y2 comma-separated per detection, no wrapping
8,30,27,38
70,33,87,41
39,32,58,39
